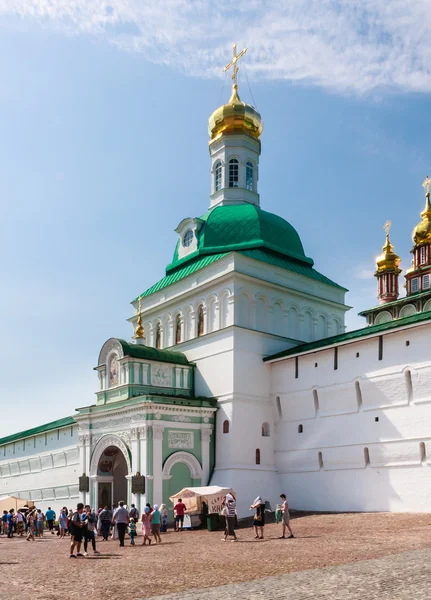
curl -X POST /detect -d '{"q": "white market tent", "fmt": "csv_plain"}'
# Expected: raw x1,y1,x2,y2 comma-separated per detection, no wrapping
0,495,34,512
169,485,234,514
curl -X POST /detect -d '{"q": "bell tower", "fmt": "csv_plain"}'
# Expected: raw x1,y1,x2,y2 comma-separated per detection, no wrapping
207,45,263,210
375,221,401,304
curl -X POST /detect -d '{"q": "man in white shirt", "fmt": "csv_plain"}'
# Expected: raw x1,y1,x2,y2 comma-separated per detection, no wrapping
113,501,129,547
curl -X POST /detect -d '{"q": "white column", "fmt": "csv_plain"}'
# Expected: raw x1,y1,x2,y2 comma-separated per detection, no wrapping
130,427,140,510
78,434,86,504
84,434,91,476
90,476,98,509
152,424,164,505
139,426,148,510
201,428,212,486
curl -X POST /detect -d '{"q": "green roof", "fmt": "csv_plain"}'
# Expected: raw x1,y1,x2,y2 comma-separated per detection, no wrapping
359,289,431,315
264,309,431,362
137,248,344,301
117,339,191,366
0,416,76,447
137,253,229,299
167,204,314,273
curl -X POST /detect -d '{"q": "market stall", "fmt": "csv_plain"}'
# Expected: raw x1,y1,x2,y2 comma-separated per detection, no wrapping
169,485,235,529
0,495,34,513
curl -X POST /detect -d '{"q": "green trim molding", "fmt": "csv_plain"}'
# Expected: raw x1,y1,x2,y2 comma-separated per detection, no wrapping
264,309,431,362
0,416,76,447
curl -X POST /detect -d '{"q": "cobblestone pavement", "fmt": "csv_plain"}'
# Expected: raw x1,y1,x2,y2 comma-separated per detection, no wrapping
147,547,431,600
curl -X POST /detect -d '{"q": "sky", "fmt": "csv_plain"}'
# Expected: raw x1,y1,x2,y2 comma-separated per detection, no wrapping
1,1,431,436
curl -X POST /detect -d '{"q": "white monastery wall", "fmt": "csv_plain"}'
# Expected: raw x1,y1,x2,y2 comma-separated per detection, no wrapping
270,320,431,512
0,423,79,513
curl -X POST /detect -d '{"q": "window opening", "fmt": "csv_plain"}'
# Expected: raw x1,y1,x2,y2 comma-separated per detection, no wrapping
423,274,430,289
405,369,413,403
155,323,162,349
215,161,222,192
318,451,324,469
295,356,299,379
229,159,239,188
197,304,204,337
175,314,182,344
334,347,338,370
355,381,363,410
255,448,261,465
223,420,229,434
246,161,253,191
261,422,270,437
375,417,379,422
420,442,426,463
183,230,194,248
313,389,319,415
364,447,370,466
378,336,383,361
298,424,303,434
420,246,426,264
412,277,419,293
276,396,282,420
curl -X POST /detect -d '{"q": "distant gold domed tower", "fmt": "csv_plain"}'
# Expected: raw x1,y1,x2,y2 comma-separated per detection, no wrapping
375,221,401,304
405,175,431,296
207,45,263,210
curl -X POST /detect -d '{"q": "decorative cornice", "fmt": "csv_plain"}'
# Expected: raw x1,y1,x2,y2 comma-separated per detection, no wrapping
201,428,212,443
152,423,165,440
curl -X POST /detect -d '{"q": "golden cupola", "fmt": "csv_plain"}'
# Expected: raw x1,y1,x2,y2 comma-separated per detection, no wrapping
375,227,401,274
208,45,263,142
412,175,431,246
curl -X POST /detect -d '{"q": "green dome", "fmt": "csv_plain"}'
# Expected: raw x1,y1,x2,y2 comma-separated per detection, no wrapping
167,204,313,273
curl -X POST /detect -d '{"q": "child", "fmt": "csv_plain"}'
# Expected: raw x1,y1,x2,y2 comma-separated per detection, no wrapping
129,518,137,545
160,504,168,533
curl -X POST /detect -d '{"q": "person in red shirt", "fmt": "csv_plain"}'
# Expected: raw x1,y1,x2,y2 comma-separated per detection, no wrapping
174,499,187,532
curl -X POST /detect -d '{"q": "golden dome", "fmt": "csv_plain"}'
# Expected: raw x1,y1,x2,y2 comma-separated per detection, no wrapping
375,232,401,274
208,84,263,141
412,193,431,246
133,299,145,340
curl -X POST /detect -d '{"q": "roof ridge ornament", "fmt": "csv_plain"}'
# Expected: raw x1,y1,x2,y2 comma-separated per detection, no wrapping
133,296,145,343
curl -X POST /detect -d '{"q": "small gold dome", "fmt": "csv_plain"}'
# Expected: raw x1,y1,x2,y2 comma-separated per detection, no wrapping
375,233,401,274
412,194,431,246
208,85,263,141
133,300,145,340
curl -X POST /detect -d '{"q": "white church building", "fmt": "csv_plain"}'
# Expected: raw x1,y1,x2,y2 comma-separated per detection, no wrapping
1,49,431,517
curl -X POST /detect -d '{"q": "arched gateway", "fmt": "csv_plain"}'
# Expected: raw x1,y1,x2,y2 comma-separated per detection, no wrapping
89,435,132,509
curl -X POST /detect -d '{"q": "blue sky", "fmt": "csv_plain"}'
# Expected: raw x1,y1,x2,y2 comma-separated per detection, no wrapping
1,3,431,436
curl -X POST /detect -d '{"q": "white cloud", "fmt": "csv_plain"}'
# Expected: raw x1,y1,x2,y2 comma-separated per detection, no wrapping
354,266,375,280
2,0,431,94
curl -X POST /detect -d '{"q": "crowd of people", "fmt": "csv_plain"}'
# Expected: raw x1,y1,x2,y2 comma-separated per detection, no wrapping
0,493,294,555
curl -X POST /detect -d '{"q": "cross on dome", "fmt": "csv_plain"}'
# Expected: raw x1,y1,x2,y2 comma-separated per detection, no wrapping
223,44,247,88
422,174,431,197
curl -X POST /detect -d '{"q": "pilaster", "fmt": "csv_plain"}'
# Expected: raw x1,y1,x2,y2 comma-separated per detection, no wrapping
152,423,165,505
201,428,212,486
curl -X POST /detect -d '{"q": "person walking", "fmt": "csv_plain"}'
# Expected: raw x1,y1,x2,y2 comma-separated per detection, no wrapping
250,496,266,539
129,504,139,521
221,494,238,542
174,498,187,532
151,505,162,543
26,509,36,541
112,501,129,547
279,494,295,539
82,506,99,556
1,510,8,536
6,509,15,538
141,507,152,546
59,508,67,538
15,510,24,536
160,504,168,533
69,503,85,558
45,507,56,534
36,509,45,538
98,506,112,541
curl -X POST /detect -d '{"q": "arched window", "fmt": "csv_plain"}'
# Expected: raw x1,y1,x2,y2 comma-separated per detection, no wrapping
255,448,260,465
223,420,229,434
175,314,182,344
246,161,253,191
155,323,162,349
420,246,426,264
215,161,222,192
197,304,204,337
261,422,270,437
298,424,303,434
229,158,239,188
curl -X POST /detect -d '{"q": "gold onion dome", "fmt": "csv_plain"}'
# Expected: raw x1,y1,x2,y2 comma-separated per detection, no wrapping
412,190,431,246
375,229,401,274
208,84,263,141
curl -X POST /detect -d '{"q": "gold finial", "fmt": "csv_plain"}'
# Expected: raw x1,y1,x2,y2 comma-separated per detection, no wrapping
224,43,247,91
423,175,431,197
134,297,145,340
